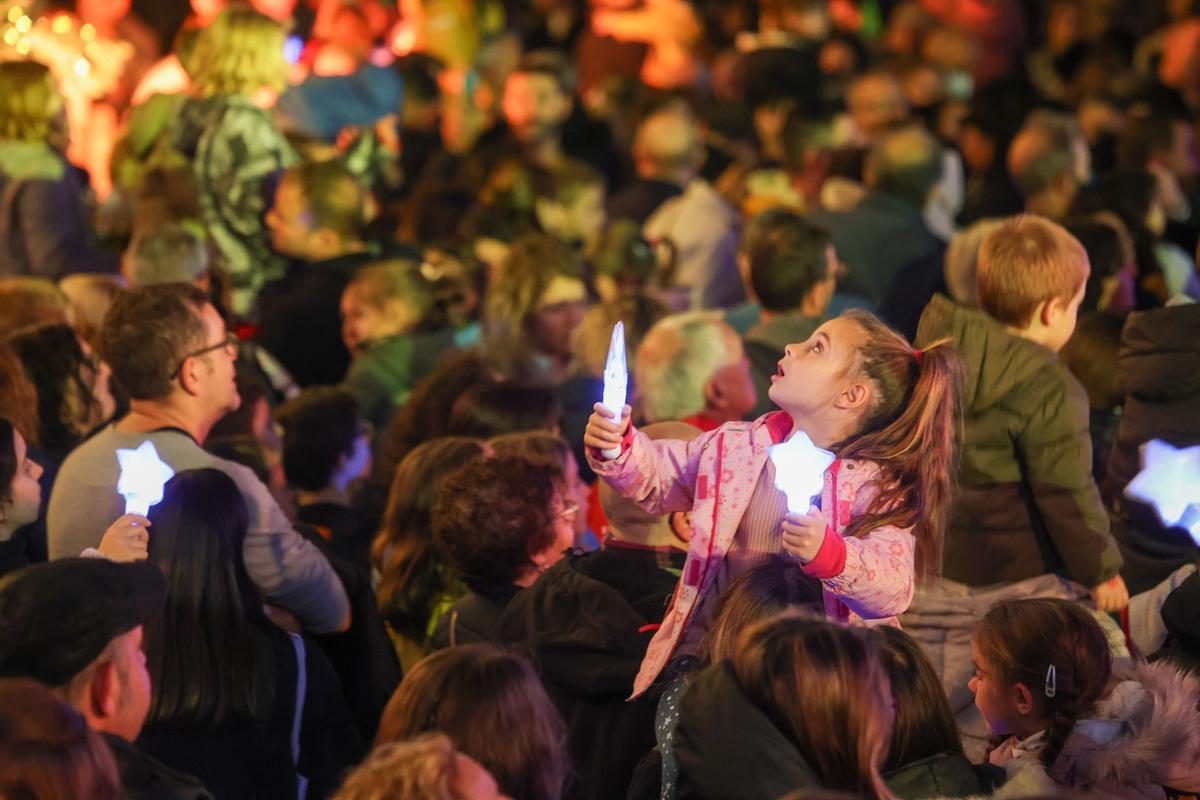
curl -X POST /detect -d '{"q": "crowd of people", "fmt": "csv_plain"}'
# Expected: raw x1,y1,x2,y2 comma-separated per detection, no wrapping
1,0,1200,798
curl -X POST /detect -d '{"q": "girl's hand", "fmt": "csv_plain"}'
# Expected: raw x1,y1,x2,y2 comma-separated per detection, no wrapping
1090,575,1129,612
780,507,827,564
98,514,151,563
584,403,632,454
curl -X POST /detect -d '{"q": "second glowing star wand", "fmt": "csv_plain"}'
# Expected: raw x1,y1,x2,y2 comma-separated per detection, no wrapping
115,441,175,516
600,321,627,459
768,430,836,514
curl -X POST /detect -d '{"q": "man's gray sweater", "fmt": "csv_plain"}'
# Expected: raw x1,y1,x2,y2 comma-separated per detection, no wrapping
47,426,349,633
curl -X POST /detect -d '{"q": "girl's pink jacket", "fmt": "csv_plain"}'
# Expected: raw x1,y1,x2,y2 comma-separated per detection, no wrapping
589,411,917,696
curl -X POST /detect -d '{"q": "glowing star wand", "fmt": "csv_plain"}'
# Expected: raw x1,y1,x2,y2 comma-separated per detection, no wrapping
1125,439,1200,545
768,430,836,514
600,321,627,459
115,441,175,516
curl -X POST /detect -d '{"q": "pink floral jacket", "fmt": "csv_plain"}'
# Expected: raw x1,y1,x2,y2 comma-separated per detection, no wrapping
589,412,916,696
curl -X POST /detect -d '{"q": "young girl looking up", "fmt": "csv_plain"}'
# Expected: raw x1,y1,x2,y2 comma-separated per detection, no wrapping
585,309,965,694
971,597,1200,798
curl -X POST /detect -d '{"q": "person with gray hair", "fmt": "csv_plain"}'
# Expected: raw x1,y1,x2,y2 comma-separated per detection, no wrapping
634,312,757,429
1007,110,1091,221
122,224,211,290
809,123,947,339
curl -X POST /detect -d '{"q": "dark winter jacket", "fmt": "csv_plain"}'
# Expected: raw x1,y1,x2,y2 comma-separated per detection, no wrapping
917,294,1122,587
883,752,996,799
498,546,683,800
809,191,946,339
342,328,458,447
673,660,819,800
1104,305,1200,593
138,620,363,800
430,582,522,649
0,141,117,278
102,733,213,800
297,514,401,742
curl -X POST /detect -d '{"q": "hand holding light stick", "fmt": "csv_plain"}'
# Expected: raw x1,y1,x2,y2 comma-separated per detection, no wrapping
600,321,628,459
1125,439,1200,545
768,430,835,514
115,441,175,516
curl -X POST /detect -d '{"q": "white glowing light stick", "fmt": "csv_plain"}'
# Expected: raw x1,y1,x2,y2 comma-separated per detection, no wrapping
115,441,175,516
768,430,836,514
1125,439,1200,545
601,321,627,459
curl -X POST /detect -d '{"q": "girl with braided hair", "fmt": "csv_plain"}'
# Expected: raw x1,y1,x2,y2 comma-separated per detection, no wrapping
970,597,1200,799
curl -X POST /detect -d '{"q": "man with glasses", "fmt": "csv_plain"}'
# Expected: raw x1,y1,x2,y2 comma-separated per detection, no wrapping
47,283,350,635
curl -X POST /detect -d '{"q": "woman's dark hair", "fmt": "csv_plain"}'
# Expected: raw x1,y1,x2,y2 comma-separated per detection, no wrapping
0,418,15,505
373,437,486,642
974,598,1112,770
8,323,102,461
275,387,361,492
1064,217,1133,313
703,556,824,661
447,383,561,439
876,626,963,770
144,469,262,728
432,456,561,586
380,351,495,487
376,644,568,800
0,677,123,800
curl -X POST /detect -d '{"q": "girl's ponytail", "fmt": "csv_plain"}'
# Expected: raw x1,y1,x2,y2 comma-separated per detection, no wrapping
836,310,966,579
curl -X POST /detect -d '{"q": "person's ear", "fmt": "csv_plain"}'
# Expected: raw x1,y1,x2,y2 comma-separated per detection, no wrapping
89,660,121,722
1038,296,1061,328
1012,682,1036,716
703,375,724,411
177,356,202,397
837,379,871,413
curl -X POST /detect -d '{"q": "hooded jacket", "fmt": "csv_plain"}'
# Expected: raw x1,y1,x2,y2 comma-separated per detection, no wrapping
498,547,682,800
993,660,1200,800
673,660,819,800
916,294,1122,588
171,95,296,315
589,411,917,696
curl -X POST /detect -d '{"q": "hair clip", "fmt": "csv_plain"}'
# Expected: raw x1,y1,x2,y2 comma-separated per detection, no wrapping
913,348,924,365
1045,664,1057,698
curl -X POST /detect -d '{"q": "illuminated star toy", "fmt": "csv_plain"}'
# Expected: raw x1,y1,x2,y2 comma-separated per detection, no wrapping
1125,439,1200,544
115,441,175,516
768,430,836,514
600,321,627,459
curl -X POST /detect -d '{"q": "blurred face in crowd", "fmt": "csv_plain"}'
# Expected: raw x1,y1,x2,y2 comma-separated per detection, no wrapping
533,488,578,571
2,430,43,533
536,183,607,249
561,450,590,541
528,275,588,362
184,303,240,416
503,71,571,147
77,339,116,430
340,286,416,355
106,626,153,742
266,178,319,259
708,333,757,421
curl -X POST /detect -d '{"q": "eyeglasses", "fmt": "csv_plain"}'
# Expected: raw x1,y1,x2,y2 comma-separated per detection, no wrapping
171,333,240,378
554,500,579,521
